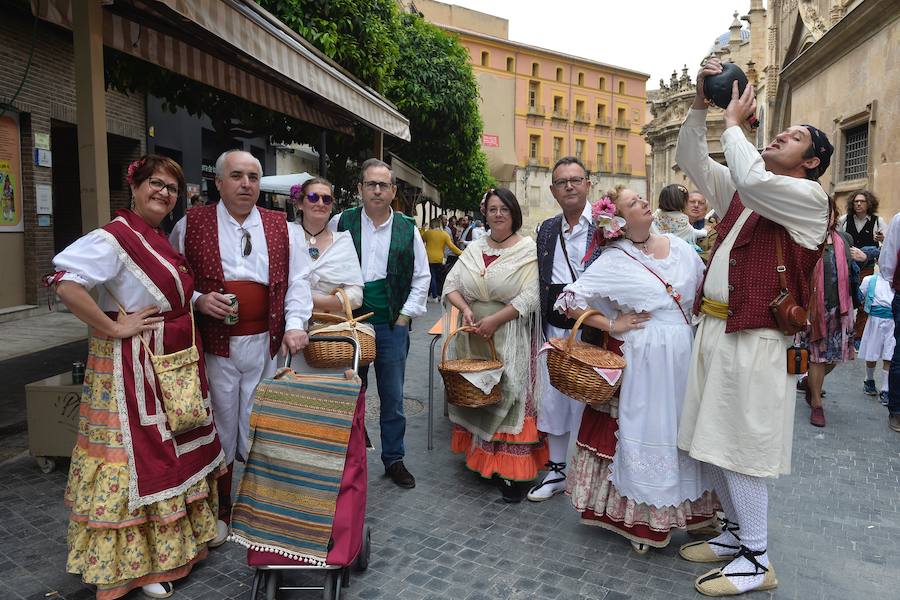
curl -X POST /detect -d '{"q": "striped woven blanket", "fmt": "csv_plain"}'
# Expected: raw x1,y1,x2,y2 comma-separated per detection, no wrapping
230,369,361,565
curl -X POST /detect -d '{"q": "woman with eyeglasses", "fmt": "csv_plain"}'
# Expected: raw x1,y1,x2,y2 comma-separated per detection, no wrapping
288,177,364,316
46,155,225,599
442,188,546,502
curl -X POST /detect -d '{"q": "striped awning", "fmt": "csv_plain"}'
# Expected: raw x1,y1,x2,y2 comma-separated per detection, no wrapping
32,0,410,140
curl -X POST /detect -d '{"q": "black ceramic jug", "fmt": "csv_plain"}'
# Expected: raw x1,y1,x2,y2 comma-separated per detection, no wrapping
702,62,759,129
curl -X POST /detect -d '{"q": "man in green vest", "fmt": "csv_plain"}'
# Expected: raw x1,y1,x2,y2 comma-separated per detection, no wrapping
329,158,430,488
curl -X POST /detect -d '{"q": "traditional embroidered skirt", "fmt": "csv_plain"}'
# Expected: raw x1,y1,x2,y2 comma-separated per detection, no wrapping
799,307,857,364
65,337,223,600
450,395,548,482
568,404,717,548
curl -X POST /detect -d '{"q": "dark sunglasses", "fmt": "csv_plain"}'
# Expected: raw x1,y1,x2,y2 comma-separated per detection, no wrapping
306,192,333,205
240,228,252,257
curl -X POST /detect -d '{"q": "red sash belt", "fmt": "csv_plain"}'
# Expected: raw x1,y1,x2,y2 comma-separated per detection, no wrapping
224,280,270,337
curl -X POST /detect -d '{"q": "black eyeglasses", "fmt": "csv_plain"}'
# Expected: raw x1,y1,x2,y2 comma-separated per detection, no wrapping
147,178,179,196
306,192,333,205
239,228,252,257
551,176,587,188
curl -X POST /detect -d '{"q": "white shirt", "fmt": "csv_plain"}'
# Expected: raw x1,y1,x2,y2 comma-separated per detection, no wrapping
328,208,430,319
879,213,900,288
675,108,828,252
551,201,594,284
471,226,487,241
170,201,313,331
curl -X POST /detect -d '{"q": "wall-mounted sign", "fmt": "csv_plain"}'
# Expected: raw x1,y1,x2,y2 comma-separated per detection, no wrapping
36,184,52,215
34,133,50,150
0,115,24,232
482,134,500,148
34,148,52,168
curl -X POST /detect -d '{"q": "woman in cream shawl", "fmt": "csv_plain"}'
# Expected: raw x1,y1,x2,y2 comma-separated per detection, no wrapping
443,188,546,502
288,177,367,373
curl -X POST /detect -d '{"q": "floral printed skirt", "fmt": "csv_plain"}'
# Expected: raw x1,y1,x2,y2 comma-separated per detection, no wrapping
65,337,223,600
798,307,857,364
568,407,717,548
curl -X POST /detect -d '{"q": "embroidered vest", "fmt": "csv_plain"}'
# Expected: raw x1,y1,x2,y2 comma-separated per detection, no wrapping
692,192,823,334
845,214,877,248
338,207,415,327
183,204,289,358
536,213,603,325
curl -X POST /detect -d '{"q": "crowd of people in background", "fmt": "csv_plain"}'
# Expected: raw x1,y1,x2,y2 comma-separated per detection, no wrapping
44,57,900,600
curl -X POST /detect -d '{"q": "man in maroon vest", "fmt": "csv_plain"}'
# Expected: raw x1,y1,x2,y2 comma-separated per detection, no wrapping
171,149,312,538
674,58,831,596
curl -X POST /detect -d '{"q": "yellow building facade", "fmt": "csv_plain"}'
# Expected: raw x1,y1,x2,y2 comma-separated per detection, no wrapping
411,0,649,232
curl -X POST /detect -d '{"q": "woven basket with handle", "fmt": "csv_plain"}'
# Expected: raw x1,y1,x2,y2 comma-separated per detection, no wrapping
438,326,504,408
546,309,626,406
304,287,376,368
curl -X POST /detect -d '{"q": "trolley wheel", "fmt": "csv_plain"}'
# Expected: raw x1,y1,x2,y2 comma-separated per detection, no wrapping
322,571,339,600
354,525,371,572
265,570,280,600
35,457,56,474
250,570,265,600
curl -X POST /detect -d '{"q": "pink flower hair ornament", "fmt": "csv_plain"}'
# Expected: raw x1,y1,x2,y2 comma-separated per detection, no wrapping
591,195,626,239
125,158,145,186
289,183,303,202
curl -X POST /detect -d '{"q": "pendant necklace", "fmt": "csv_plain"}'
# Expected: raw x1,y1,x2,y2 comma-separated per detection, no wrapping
303,224,327,260
629,232,652,253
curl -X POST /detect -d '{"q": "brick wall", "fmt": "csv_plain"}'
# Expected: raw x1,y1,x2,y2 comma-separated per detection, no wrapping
0,7,146,306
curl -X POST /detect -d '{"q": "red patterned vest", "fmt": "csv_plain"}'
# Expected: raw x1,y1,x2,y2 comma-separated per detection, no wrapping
183,204,289,358
692,193,823,334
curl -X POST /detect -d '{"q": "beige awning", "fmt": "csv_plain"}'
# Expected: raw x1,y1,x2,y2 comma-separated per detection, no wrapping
389,154,424,189
421,179,441,206
33,0,411,140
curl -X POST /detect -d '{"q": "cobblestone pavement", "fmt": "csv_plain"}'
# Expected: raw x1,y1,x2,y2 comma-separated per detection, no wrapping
1,303,899,599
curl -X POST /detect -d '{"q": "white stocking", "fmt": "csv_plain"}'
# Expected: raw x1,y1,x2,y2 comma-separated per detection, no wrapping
704,464,740,556
539,432,569,483
720,469,770,592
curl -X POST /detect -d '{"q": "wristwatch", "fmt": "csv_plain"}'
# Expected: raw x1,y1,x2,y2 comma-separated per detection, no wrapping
396,314,411,326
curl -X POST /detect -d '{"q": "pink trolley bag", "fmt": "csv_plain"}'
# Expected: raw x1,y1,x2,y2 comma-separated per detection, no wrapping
233,337,371,600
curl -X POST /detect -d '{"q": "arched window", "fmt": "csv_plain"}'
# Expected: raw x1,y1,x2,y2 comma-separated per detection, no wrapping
618,81,625,94
506,57,514,72
599,77,606,90
481,51,489,67
577,72,584,86
556,67,563,82
532,62,540,77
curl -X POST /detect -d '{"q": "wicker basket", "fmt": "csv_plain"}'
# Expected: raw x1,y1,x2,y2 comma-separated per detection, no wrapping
304,288,376,368
438,326,504,408
546,309,626,406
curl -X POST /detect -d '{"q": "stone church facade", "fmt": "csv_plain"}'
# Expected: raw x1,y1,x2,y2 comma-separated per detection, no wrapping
644,0,900,214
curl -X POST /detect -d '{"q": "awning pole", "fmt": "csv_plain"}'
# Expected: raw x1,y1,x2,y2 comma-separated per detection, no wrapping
72,0,110,232
318,130,327,178
373,131,384,161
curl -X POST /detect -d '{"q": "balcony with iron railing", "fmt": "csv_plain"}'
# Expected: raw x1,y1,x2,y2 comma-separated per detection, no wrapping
574,112,591,124
615,162,632,175
551,108,569,120
615,119,632,130
527,104,546,117
594,161,612,173
594,116,611,128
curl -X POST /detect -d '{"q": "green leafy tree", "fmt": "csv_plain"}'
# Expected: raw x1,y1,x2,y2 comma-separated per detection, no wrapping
384,14,492,211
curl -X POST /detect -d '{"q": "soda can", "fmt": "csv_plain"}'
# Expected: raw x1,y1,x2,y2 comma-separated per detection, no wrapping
72,361,85,385
223,293,239,325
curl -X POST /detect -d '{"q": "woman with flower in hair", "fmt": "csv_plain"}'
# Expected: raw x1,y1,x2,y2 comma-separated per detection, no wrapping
47,155,225,599
287,177,366,373
555,185,717,553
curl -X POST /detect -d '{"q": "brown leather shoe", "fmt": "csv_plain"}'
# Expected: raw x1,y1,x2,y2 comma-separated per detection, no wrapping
810,406,826,427
889,414,900,433
385,461,416,489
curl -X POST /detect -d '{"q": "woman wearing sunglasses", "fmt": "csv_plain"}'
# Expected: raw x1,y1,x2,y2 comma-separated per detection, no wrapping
289,177,364,318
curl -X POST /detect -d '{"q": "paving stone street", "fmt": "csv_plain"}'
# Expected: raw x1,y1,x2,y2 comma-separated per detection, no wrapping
1,303,899,599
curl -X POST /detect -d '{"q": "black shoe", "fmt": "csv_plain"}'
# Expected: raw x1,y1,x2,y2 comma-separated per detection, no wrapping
385,461,416,489
498,478,530,503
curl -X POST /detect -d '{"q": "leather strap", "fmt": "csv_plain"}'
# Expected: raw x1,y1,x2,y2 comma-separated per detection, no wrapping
557,222,579,283
774,232,789,293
